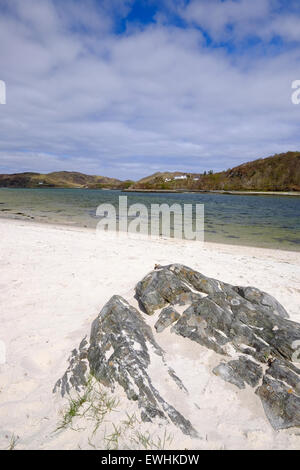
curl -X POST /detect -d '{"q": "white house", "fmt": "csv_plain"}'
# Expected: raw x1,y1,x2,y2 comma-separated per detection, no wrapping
174,175,187,180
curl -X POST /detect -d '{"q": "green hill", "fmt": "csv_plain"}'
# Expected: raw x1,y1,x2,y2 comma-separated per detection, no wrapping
129,152,300,192
0,171,127,189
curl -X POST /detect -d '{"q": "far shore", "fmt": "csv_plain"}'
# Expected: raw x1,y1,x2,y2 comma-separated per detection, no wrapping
1,186,300,196
123,188,300,196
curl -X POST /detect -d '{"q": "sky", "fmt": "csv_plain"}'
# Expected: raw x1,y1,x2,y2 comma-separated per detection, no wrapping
0,0,300,180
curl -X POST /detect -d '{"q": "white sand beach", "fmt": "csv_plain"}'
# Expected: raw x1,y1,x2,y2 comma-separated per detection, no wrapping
0,218,299,450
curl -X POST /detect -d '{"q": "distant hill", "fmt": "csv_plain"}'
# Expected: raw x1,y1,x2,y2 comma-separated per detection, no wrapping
128,152,300,192
0,171,132,189
0,151,299,192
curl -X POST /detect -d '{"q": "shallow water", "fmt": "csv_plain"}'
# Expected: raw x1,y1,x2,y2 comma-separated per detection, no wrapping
0,188,299,251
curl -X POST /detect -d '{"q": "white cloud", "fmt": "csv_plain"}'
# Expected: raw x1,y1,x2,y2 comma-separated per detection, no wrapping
178,0,270,41
176,0,300,44
0,0,299,179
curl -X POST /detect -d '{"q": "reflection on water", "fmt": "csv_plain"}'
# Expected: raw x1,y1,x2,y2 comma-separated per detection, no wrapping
0,188,299,251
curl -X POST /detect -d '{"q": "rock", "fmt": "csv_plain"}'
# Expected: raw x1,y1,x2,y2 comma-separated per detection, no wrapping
233,286,289,319
154,306,180,333
171,295,231,356
166,264,227,295
172,289,300,363
138,264,299,430
135,267,193,315
256,359,300,430
53,337,89,396
56,263,300,434
55,295,197,437
213,357,263,389
168,367,188,393
213,362,245,389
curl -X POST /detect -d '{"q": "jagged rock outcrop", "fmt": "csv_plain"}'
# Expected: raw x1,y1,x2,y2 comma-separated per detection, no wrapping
55,264,300,435
135,264,300,430
54,295,197,437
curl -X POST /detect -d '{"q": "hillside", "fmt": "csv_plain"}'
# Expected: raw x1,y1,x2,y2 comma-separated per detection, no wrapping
0,171,129,189
0,152,299,192
128,151,300,192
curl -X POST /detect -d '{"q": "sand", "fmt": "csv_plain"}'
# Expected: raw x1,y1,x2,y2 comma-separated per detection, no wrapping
0,218,299,450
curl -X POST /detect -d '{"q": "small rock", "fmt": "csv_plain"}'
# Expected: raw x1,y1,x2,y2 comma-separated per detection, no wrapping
154,306,180,333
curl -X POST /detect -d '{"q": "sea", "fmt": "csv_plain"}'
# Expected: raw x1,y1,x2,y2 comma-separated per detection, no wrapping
0,188,299,251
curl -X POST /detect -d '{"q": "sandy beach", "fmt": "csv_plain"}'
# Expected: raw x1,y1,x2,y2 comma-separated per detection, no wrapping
0,218,299,450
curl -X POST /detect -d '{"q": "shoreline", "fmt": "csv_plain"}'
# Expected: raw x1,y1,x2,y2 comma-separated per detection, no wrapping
1,186,299,252
1,186,300,196
0,214,299,254
123,188,300,196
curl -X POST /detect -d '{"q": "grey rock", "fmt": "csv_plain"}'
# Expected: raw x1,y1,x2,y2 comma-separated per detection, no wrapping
168,367,188,393
174,291,203,306
166,264,227,295
53,337,89,396
171,296,230,356
154,306,180,333
172,289,300,363
256,359,300,430
56,263,300,434
135,267,193,315
213,362,245,389
266,358,300,389
213,357,263,389
233,286,289,319
141,264,299,430
56,295,197,437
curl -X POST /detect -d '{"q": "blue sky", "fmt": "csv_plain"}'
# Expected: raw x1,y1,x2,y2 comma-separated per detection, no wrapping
0,0,300,179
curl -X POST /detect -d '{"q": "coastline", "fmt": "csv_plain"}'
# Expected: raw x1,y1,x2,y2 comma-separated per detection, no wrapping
123,188,300,196
1,186,300,196
0,204,300,253
0,218,299,449
0,214,299,253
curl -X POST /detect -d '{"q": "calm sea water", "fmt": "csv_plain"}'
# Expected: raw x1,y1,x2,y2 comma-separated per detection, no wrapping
0,188,299,251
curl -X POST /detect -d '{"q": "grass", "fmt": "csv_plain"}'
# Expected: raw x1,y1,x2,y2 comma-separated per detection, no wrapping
56,394,89,430
6,433,19,450
130,427,173,450
56,374,119,433
56,375,173,450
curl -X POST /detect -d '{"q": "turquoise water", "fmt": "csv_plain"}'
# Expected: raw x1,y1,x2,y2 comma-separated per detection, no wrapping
0,188,299,251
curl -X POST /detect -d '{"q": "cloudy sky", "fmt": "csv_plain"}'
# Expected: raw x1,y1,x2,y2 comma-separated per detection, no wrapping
0,0,300,180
